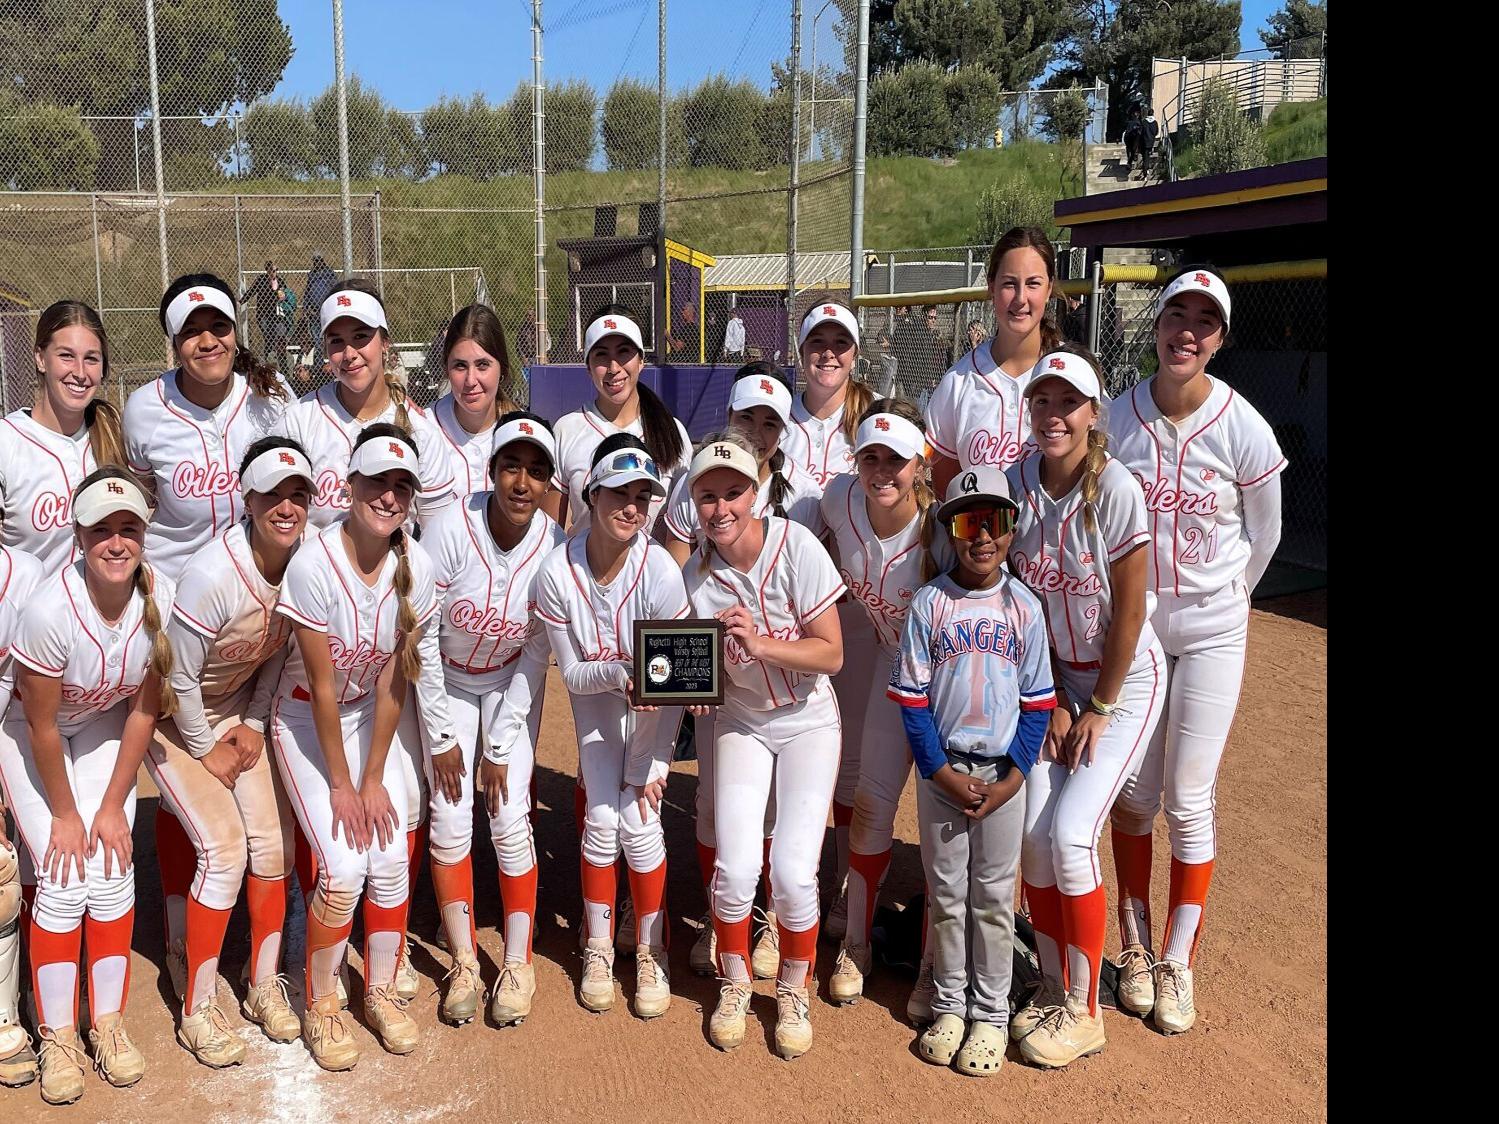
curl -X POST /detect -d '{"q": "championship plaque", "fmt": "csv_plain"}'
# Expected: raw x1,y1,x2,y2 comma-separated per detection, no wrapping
633,618,725,706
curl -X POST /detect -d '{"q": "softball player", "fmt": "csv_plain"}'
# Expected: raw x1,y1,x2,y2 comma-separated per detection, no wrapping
552,306,689,537
423,412,563,1027
0,543,45,1090
533,433,684,1019
123,272,290,584
822,399,950,1007
0,468,174,1105
1106,267,1285,1035
145,436,314,1068
682,434,846,1061
274,281,456,531
0,301,128,573
1000,349,1165,1068
888,464,1053,1077
270,423,440,1070
924,226,1062,497
428,304,527,499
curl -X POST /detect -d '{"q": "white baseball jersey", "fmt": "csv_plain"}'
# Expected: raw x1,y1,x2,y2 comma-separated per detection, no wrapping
552,401,689,537
0,409,96,573
429,393,494,498
275,522,439,705
123,371,288,582
662,456,825,546
0,545,46,718
272,383,457,529
1108,375,1287,599
10,561,176,737
426,494,563,695
683,515,846,712
819,473,953,651
887,570,1054,759
779,395,854,491
924,343,1036,471
1006,451,1156,666
169,522,294,701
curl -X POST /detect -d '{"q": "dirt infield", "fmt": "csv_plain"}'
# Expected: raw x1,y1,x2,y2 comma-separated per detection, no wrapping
5,596,1326,1122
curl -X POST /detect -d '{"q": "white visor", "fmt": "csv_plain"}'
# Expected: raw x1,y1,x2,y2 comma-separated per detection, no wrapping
165,286,237,338
584,313,645,357
687,440,759,488
348,435,419,482
1154,269,1231,331
854,413,927,460
73,475,151,528
586,447,667,499
798,302,861,351
1025,351,1102,401
490,417,558,470
240,445,314,497
728,373,792,426
320,289,389,335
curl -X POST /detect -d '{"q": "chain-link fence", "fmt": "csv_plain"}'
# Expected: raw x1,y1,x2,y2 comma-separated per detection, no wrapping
854,263,1328,575
0,1,857,409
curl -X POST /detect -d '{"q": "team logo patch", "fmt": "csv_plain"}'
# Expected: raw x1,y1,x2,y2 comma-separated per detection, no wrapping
1048,356,1066,370
188,291,204,302
1194,272,1211,287
647,655,672,685
713,444,733,460
1201,468,1216,481
759,378,774,394
107,481,124,495
822,305,837,316
388,441,405,458
960,472,979,494
604,318,617,329
875,417,890,431
1080,551,1094,564
519,421,534,434
336,295,352,307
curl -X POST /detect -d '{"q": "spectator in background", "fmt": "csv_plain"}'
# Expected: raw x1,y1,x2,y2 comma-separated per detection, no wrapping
302,253,339,366
874,330,899,397
667,300,700,361
1124,104,1145,172
240,261,291,370
516,307,552,365
1062,292,1088,342
965,319,988,354
723,308,746,362
891,304,925,383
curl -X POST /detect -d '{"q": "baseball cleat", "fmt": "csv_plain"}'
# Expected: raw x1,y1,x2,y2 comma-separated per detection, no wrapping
828,942,871,1005
0,1030,37,1088
1115,945,1156,1016
37,1026,87,1105
632,946,671,1019
364,984,420,1055
824,884,849,944
89,1012,146,1088
917,1012,965,1067
773,983,813,1060
165,937,188,1003
751,908,780,981
953,1020,1006,1077
177,1000,245,1068
302,995,360,1071
708,980,753,1051
1152,961,1196,1034
1017,997,1106,1069
1010,977,1064,1041
906,960,936,1026
394,943,421,1002
689,914,718,976
441,952,483,1026
579,938,616,1013
489,962,535,1026
242,974,301,1043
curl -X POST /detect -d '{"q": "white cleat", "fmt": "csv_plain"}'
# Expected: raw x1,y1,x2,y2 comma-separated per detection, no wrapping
750,908,780,981
579,938,616,1013
1115,944,1156,1017
828,942,871,1005
689,915,718,976
773,983,813,1060
709,980,753,1051
632,946,671,1019
1152,961,1196,1034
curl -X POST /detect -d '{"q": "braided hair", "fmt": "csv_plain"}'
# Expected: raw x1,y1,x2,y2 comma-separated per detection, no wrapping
350,423,422,681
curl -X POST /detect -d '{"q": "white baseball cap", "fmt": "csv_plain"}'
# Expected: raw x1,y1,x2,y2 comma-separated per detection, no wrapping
348,434,419,481
798,301,861,350
240,445,314,497
936,465,1016,523
490,416,558,470
584,312,645,356
73,474,151,528
854,413,926,460
320,288,389,335
1154,268,1231,330
164,285,237,338
1025,350,1102,401
687,439,759,488
728,373,792,426
585,446,667,499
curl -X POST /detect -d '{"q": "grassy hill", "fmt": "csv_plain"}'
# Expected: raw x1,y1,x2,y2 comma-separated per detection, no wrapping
1173,98,1327,178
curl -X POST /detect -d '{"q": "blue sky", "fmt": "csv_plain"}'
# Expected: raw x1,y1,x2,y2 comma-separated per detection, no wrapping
271,1,1287,109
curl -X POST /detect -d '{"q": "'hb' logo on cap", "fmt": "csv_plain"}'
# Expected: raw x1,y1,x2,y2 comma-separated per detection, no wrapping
519,422,534,435
388,442,404,458
960,472,978,494
1048,356,1066,370
822,306,837,316
1194,272,1211,287
107,481,124,495
759,379,774,394
713,445,732,460
604,318,617,329
188,291,204,302
337,295,351,307
875,417,890,431
278,452,296,465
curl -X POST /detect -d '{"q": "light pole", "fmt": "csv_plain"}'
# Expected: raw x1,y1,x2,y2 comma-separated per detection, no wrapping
807,0,836,161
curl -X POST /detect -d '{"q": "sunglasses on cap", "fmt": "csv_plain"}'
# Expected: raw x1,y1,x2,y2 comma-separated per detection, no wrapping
948,506,1016,541
599,450,660,480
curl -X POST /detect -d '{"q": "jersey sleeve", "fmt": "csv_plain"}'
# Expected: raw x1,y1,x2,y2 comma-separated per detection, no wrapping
535,547,629,697
169,546,235,639
923,368,962,460
413,418,458,527
275,547,332,632
121,384,156,474
662,471,696,544
1233,399,1288,488
11,588,73,677
1101,460,1151,561
789,525,846,625
404,539,439,628
166,616,218,757
887,589,935,708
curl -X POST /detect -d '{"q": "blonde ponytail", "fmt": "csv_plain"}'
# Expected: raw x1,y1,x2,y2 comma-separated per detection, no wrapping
914,469,941,583
391,528,421,681
85,398,128,469
840,377,874,451
1081,427,1108,535
383,362,412,436
137,563,177,717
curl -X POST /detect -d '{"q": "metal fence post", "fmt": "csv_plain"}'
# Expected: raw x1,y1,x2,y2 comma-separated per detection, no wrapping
532,1,547,363
233,194,244,298
332,0,355,278
1087,258,1103,356
373,190,385,293
785,0,802,359
848,0,870,302
89,193,105,314
1176,55,1188,133
657,0,667,240
143,0,170,297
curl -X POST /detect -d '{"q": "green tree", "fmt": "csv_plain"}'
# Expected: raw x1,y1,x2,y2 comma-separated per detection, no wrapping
1040,82,1090,142
422,94,516,179
867,60,953,157
683,76,770,170
310,77,415,178
972,173,1055,242
945,66,1003,150
842,1,1073,88
0,95,101,191
1061,1,1240,141
243,98,317,178
1261,0,1326,59
543,80,598,173
602,80,687,170
1191,75,1265,174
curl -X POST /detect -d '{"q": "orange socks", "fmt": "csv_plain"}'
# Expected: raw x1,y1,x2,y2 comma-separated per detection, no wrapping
245,874,288,988
776,919,818,989
1111,827,1156,951
84,910,134,1019
1023,880,1068,990
1060,886,1108,1016
497,865,538,963
626,861,668,950
431,855,477,956
28,921,82,1030
1162,858,1215,966
580,858,617,943
184,896,232,1013
847,848,892,943
363,899,409,990
714,915,753,982
304,898,353,1002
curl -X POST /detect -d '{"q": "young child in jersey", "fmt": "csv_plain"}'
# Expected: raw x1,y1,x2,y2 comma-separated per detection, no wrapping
683,433,846,1062
0,469,175,1105
428,304,525,500
888,464,1054,1078
533,433,685,1020
422,411,564,1028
